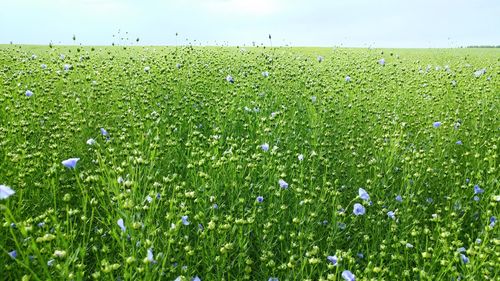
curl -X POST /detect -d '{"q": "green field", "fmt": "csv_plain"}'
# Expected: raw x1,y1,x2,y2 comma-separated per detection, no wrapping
0,45,499,280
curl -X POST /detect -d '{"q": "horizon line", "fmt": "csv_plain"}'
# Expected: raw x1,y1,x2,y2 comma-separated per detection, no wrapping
2,43,499,49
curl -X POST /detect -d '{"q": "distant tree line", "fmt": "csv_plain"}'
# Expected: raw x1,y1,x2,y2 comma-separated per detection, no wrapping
466,45,500,48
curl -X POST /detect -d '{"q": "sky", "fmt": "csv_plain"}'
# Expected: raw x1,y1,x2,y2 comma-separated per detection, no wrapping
0,0,499,47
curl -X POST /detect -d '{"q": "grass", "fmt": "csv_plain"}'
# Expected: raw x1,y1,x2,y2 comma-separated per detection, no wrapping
0,44,499,280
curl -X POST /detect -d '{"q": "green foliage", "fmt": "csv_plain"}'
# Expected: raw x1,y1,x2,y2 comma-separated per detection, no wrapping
0,45,498,280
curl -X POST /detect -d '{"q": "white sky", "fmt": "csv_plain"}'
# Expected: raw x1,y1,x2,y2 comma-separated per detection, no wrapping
0,0,499,47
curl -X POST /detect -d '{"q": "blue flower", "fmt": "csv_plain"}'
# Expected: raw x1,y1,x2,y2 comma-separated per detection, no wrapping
466,178,470,184
256,196,264,203
327,255,338,265
460,254,469,264
456,140,463,145
117,218,126,232
182,216,190,226
63,64,72,71
226,75,234,83
342,270,355,281
378,58,385,65
261,143,269,152
62,158,80,169
192,277,201,281
147,248,155,263
345,76,351,82
473,196,480,202
337,222,346,230
278,179,289,189
41,64,47,69
358,188,370,201
8,250,17,259
395,195,403,202
433,122,442,128
387,211,396,220
474,68,486,78
0,184,15,200
457,247,466,253
473,185,484,194
25,90,33,97
262,71,269,77
212,203,218,209
100,128,109,136
353,203,365,216
490,216,497,228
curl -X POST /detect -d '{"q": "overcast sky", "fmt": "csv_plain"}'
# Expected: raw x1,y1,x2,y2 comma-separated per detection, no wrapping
1,0,499,47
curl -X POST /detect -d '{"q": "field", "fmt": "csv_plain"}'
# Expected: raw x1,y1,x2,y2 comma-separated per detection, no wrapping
0,45,498,280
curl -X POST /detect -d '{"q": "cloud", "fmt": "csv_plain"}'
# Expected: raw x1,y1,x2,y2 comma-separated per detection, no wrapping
201,0,283,16
10,0,136,17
